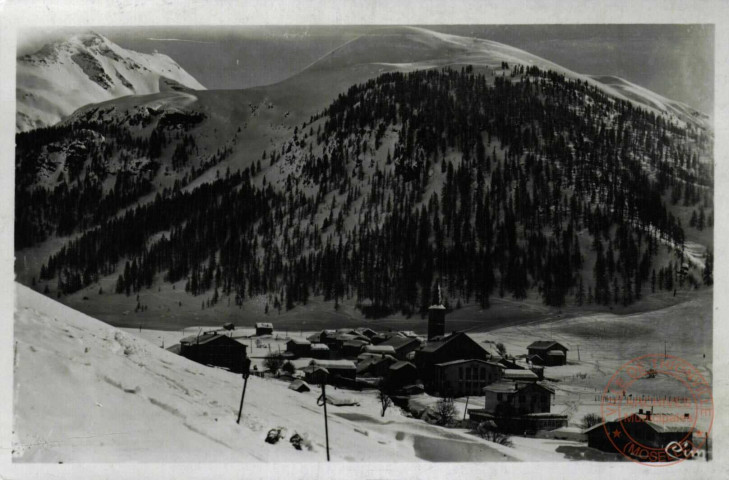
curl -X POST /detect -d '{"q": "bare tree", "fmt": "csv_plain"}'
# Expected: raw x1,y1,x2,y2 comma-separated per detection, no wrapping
378,381,393,417
433,397,457,426
496,342,507,357
580,413,602,430
476,422,513,447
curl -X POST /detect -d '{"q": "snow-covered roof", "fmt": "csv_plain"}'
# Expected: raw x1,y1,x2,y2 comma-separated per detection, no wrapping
390,361,416,371
380,335,420,350
180,331,233,345
484,380,554,394
310,343,329,351
287,338,311,345
435,359,502,368
311,359,356,370
364,345,396,354
527,341,568,351
334,333,358,341
503,369,539,380
288,379,311,392
584,412,695,435
255,322,273,329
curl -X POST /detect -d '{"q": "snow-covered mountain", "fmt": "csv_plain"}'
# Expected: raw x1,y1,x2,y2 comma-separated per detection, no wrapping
15,26,713,328
16,32,206,132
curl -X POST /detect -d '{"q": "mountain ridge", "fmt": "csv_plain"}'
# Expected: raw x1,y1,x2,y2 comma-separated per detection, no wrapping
16,31,206,132
14,27,714,329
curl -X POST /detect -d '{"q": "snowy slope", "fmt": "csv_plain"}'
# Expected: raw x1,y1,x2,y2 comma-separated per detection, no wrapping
13,283,516,462
16,32,205,131
296,26,709,129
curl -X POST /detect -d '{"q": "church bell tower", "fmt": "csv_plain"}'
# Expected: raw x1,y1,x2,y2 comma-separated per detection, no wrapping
427,283,446,340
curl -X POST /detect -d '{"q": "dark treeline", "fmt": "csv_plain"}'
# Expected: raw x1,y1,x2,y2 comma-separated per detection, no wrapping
30,65,712,314
16,108,209,250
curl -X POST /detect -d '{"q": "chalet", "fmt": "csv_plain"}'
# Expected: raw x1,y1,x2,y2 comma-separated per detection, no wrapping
310,343,330,359
304,359,357,384
319,330,338,347
468,379,567,433
306,331,323,343
341,340,369,358
332,333,368,351
387,361,419,388
364,345,397,356
526,341,568,366
432,359,503,397
414,332,492,388
585,411,696,461
288,379,311,393
178,331,248,373
379,335,422,360
286,338,311,358
357,354,397,378
354,327,379,339
255,322,274,336
503,369,539,382
483,380,553,416
369,333,391,345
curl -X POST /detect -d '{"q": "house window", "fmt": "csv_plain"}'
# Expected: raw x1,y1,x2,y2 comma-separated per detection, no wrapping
459,367,463,380
497,393,503,401
480,368,485,379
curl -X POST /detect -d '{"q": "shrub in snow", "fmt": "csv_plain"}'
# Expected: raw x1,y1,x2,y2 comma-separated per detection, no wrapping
580,413,602,430
476,422,513,447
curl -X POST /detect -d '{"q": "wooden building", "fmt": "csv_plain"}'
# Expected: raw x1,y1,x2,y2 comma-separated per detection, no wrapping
432,359,503,397
387,361,419,388
179,331,248,373
255,322,274,336
341,340,369,358
414,332,492,388
379,335,422,360
354,327,379,339
467,379,567,433
364,345,397,356
304,359,357,384
483,380,554,416
356,354,398,378
310,343,330,359
585,411,696,460
526,341,568,366
503,369,539,382
286,338,311,358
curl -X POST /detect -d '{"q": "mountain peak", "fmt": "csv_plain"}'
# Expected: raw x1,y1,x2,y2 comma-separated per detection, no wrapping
17,31,205,132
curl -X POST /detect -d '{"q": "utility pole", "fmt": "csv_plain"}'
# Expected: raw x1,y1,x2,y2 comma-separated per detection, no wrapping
577,345,580,362
463,396,470,421
664,341,667,359
236,358,252,424
316,369,331,461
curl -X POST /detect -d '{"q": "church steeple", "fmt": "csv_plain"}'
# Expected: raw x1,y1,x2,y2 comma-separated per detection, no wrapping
428,282,446,340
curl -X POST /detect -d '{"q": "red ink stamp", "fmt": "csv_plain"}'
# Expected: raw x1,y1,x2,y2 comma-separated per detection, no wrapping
599,354,713,466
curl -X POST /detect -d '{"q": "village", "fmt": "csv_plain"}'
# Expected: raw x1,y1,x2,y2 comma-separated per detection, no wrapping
151,288,709,462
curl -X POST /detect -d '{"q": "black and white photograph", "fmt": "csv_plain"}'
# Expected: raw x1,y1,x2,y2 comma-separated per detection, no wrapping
1,0,726,477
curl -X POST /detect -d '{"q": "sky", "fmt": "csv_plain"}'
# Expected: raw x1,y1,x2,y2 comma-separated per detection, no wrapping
17,25,714,114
